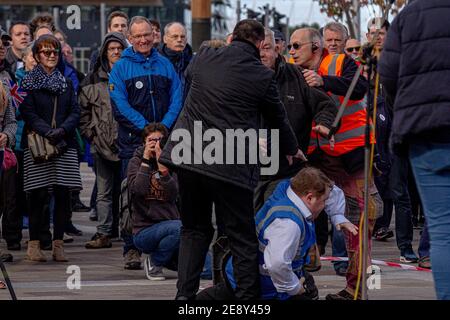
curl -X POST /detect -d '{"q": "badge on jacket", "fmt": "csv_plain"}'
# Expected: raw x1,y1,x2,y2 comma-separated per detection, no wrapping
135,81,143,89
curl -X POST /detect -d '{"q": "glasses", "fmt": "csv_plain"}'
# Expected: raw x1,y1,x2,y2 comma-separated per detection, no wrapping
148,136,163,142
287,41,312,51
39,49,59,57
346,46,360,53
131,33,153,40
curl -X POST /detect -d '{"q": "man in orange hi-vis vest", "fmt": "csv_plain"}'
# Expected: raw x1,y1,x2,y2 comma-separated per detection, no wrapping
289,26,383,300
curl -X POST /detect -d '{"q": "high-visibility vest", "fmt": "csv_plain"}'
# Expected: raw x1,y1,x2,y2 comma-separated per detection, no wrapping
307,53,375,156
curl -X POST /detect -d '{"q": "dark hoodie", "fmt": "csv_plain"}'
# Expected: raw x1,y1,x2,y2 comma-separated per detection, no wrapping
79,32,127,161
127,145,180,235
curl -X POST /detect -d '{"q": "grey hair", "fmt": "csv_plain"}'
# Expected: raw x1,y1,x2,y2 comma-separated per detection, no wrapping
164,22,186,35
323,22,349,40
128,16,152,33
305,28,324,50
264,27,275,47
21,42,34,59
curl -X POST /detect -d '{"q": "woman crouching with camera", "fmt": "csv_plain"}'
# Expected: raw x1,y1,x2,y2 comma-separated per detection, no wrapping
19,35,81,262
128,123,181,281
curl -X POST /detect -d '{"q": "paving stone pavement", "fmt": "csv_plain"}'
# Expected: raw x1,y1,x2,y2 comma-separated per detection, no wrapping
0,163,436,300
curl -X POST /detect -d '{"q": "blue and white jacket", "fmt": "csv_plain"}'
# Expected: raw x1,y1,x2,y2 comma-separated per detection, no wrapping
109,47,182,159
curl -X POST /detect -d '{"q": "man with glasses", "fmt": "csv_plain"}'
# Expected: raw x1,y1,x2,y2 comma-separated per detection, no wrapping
158,22,192,102
288,27,382,300
109,16,182,270
79,32,127,250
255,27,336,210
344,39,361,60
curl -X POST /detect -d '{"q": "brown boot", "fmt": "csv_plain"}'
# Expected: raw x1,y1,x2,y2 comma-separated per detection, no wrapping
52,240,68,262
26,240,47,262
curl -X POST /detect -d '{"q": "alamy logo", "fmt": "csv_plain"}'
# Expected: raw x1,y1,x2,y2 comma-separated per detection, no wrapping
367,265,381,290
170,121,280,175
66,265,81,290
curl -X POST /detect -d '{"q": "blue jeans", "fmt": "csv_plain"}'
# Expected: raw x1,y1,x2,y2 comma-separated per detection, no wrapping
133,220,182,267
331,224,348,271
410,141,450,300
418,219,430,259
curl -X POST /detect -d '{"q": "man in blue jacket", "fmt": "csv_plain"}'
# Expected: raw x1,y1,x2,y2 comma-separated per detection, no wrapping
196,167,358,300
109,16,182,270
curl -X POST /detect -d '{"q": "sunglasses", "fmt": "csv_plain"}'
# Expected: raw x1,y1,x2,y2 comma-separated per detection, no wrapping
287,41,312,51
39,49,60,57
346,46,361,53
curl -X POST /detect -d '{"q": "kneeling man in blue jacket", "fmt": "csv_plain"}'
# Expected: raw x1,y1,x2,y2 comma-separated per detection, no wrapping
197,167,358,300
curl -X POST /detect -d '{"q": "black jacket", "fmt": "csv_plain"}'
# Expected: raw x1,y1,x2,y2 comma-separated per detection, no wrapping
19,79,80,150
159,40,299,191
262,56,337,180
379,0,450,151
322,54,368,101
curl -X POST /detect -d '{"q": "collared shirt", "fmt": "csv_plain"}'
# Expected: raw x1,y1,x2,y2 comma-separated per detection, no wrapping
263,185,348,297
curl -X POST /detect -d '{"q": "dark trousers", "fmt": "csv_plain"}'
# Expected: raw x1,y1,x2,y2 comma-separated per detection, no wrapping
315,211,329,249
390,154,414,250
0,165,22,245
176,169,260,300
28,186,70,241
374,199,394,231
121,158,138,254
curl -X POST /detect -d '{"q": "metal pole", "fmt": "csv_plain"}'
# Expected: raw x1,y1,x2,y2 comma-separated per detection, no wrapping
237,0,241,21
100,2,106,41
191,0,211,51
53,7,60,30
353,0,361,41
264,4,269,27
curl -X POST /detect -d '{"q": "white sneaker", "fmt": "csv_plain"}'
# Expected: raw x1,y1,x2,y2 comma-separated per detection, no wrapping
144,256,166,281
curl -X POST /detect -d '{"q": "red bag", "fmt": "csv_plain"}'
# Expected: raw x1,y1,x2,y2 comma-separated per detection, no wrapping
1,148,17,171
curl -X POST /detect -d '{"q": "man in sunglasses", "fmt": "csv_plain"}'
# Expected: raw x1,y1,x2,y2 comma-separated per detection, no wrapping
288,27,383,300
344,39,361,60
256,27,336,210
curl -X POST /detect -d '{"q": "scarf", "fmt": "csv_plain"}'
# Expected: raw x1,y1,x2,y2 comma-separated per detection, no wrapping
21,64,67,95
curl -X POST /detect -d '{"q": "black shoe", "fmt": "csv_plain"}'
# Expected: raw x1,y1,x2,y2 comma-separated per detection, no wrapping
374,228,394,241
72,201,91,212
7,242,21,251
65,223,83,236
0,252,13,262
89,210,98,221
335,267,347,277
326,289,360,300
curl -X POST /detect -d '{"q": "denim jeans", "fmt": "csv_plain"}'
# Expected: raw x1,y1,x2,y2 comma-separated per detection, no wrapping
331,224,348,271
94,154,121,236
418,219,430,259
390,154,414,250
133,220,182,267
410,141,450,300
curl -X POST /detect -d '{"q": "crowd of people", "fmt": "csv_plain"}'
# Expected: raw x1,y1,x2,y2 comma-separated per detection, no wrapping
0,0,449,300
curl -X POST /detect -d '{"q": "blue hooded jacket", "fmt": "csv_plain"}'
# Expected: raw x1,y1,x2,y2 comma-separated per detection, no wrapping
109,47,182,159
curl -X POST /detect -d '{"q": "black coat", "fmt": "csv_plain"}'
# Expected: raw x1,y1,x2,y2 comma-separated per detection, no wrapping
19,78,80,150
159,40,298,191
379,0,450,151
261,56,337,180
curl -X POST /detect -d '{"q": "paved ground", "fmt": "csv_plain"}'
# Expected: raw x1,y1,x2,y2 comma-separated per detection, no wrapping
0,163,436,300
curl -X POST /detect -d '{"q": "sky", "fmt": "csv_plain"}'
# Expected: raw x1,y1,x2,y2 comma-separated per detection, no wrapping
228,0,388,40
